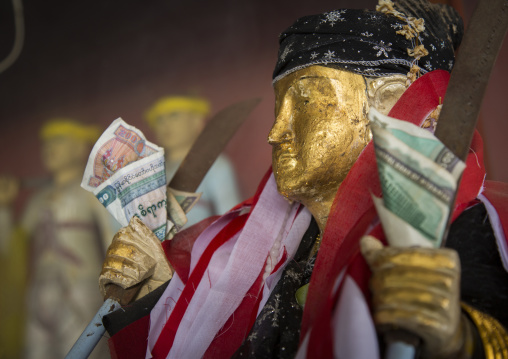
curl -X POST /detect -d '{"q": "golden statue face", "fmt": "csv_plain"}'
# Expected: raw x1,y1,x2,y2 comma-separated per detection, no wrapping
268,66,371,202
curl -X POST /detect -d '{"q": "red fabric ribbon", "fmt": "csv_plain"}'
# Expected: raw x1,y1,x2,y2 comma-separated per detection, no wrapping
152,168,274,358
151,214,248,358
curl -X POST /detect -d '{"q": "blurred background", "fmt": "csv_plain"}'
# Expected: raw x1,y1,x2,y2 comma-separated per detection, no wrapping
1,0,506,213
0,0,506,357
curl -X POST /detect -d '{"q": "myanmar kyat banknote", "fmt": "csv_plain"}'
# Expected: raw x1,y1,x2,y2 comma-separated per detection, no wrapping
81,118,170,240
369,108,465,248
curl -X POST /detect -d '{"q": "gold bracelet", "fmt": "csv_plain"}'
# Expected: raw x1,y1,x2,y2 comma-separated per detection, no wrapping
462,303,508,359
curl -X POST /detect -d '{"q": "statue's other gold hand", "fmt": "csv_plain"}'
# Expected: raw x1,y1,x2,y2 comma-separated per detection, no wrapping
361,236,465,358
99,216,172,305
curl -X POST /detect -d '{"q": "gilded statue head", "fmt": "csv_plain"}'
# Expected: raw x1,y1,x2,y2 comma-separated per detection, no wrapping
268,66,405,229
269,1,462,230
269,66,371,201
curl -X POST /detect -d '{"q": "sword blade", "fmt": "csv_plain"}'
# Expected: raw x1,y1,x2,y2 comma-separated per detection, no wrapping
169,97,261,192
435,0,508,161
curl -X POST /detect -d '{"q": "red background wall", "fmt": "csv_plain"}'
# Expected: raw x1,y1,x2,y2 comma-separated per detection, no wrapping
0,0,506,214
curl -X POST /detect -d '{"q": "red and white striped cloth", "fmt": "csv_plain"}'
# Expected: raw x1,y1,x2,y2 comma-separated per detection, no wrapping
147,174,312,358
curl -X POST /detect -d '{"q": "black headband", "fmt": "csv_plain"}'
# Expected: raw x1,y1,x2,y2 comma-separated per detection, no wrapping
273,0,463,82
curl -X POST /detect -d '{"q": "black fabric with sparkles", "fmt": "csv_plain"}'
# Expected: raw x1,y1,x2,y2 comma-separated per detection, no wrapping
273,0,463,82
232,218,320,359
447,203,508,329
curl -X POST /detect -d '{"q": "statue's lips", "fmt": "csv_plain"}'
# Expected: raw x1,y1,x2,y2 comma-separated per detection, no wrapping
276,153,295,160
273,152,297,170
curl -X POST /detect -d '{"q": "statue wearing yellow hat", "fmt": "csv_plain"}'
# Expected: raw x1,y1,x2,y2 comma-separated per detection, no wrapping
0,119,119,359
145,96,242,226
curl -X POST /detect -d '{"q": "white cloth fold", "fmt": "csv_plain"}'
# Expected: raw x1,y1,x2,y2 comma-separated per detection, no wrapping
147,174,309,358
146,210,238,357
169,174,294,358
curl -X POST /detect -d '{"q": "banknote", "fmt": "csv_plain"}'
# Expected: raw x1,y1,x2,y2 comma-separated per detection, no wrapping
81,118,169,240
169,188,201,214
164,188,202,239
369,108,465,248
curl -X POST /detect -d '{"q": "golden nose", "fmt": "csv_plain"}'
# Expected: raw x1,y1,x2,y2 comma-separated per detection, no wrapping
268,113,293,144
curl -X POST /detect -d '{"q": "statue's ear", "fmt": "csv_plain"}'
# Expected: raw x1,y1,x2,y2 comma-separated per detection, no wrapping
366,75,406,115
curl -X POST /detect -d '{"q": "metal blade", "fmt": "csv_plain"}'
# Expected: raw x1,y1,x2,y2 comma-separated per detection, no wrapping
435,0,508,161
169,98,261,192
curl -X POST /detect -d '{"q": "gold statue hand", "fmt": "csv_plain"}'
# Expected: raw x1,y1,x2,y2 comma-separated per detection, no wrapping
99,216,173,304
361,236,464,358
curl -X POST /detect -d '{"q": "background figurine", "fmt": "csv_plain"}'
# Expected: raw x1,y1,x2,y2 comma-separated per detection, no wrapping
0,119,119,359
145,96,242,226
97,1,508,358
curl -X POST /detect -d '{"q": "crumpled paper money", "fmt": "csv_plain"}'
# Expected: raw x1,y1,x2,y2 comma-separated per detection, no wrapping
369,108,465,248
82,118,172,240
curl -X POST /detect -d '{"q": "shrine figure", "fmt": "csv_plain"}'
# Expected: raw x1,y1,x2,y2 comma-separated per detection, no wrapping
145,96,242,226
0,119,119,358
99,1,508,358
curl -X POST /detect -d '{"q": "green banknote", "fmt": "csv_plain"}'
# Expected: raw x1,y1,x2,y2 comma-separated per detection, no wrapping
369,108,465,248
165,188,202,239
